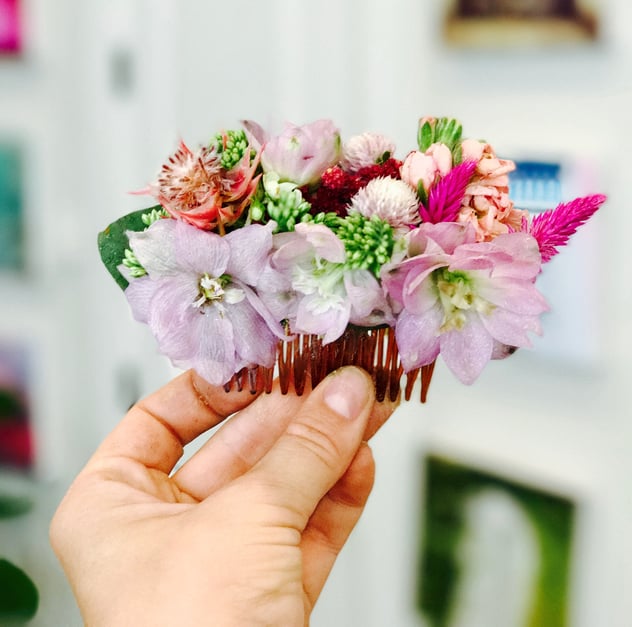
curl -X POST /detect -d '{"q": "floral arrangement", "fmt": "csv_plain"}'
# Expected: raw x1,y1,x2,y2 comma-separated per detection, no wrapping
98,116,606,402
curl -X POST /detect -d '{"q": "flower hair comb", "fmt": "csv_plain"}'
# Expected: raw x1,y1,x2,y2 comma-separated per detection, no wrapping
98,117,606,402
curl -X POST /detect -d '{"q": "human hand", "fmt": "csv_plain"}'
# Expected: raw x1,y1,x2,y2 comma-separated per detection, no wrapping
50,366,398,626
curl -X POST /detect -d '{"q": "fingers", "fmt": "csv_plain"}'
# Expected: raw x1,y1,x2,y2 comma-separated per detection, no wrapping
172,382,306,500
240,367,374,527
172,376,398,500
91,369,260,474
301,443,375,609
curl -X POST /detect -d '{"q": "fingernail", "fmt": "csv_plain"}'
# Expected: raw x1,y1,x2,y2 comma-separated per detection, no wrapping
323,367,370,420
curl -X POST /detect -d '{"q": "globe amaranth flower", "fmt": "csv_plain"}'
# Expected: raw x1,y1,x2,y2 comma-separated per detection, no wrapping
457,139,527,241
258,119,342,187
342,132,396,172
259,223,393,344
123,219,284,385
382,222,548,384
347,176,420,231
140,140,260,232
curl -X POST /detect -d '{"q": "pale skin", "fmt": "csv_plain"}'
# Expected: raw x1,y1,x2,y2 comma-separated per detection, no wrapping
50,366,398,626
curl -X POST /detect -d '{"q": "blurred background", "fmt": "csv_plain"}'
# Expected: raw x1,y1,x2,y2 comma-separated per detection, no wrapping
1,0,630,624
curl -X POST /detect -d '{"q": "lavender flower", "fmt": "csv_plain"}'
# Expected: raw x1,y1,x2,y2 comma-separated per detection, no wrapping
124,219,284,385
260,223,393,344
382,222,548,384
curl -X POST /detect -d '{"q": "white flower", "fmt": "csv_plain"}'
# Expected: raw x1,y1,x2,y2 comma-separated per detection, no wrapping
348,177,420,229
342,132,396,172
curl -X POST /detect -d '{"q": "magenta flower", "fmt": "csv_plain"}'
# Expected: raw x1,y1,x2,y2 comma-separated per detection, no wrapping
382,222,548,384
124,219,285,385
257,119,342,187
527,194,607,263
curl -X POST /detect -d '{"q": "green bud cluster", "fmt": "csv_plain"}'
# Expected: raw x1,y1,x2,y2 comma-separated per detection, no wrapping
252,173,313,233
213,129,250,170
307,211,340,229
141,207,169,227
122,248,147,278
266,191,312,232
336,212,394,277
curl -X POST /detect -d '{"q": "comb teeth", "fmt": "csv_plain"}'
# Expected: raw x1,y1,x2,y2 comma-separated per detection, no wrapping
223,327,435,403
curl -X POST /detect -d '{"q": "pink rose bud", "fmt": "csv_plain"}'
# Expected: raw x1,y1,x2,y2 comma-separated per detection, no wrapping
400,143,453,193
261,119,342,187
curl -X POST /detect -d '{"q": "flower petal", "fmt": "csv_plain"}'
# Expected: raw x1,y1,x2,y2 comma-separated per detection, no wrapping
184,309,236,386
225,223,274,286
345,269,394,327
173,220,229,276
128,220,179,277
439,313,493,384
295,294,350,344
227,298,278,368
480,307,543,347
395,305,442,371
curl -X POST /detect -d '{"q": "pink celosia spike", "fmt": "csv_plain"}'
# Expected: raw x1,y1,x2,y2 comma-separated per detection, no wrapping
419,160,477,224
529,194,607,263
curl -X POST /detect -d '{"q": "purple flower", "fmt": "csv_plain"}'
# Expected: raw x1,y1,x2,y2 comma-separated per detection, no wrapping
256,119,342,187
259,223,393,344
382,222,548,384
124,219,284,385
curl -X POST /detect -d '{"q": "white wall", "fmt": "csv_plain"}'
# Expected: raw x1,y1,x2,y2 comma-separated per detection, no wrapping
1,0,630,624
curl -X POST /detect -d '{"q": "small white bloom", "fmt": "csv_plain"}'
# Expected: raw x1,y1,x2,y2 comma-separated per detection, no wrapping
348,177,420,229
342,133,396,172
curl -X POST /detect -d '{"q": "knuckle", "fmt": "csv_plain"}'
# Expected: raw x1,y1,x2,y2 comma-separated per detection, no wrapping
284,416,344,471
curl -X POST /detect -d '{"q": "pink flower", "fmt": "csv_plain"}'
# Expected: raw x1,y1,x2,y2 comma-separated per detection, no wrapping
259,119,342,187
124,220,284,385
141,140,260,231
457,139,527,241
400,143,453,193
382,222,548,384
527,194,607,263
259,223,393,344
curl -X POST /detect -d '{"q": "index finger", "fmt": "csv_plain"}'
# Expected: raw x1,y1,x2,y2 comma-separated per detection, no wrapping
92,369,261,474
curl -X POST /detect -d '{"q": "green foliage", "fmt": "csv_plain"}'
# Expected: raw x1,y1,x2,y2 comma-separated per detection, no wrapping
98,207,160,290
0,494,32,518
417,117,464,159
0,559,39,622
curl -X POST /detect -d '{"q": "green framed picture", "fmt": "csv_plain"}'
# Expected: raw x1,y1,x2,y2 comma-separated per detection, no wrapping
418,456,575,627
0,142,24,272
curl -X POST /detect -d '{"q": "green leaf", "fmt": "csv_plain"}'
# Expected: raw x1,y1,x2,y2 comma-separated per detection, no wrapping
98,207,160,290
0,559,38,621
418,121,434,152
0,494,32,518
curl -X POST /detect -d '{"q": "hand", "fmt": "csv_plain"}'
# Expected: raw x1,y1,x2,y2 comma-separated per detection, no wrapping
50,367,398,626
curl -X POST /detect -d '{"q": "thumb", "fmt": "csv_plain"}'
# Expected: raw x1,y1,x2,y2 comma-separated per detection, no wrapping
243,366,374,525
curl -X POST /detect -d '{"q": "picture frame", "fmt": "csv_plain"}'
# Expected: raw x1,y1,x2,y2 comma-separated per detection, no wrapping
0,0,20,56
417,455,575,627
0,141,24,273
0,342,34,471
442,0,600,48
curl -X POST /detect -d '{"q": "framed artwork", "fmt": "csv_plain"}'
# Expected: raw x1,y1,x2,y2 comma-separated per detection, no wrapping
0,142,24,272
443,0,599,47
417,456,575,627
0,344,34,470
0,0,20,55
